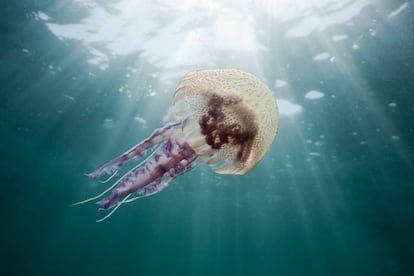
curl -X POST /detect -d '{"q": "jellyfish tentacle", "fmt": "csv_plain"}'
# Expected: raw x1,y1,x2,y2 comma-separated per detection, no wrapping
125,154,199,202
96,194,132,223
97,171,118,184
124,177,173,203
72,148,161,206
71,179,119,207
87,122,181,179
98,138,198,210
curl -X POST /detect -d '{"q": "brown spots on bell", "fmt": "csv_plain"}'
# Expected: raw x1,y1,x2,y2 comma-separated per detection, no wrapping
199,93,257,162
173,69,278,174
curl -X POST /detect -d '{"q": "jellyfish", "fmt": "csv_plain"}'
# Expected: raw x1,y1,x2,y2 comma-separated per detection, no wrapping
76,69,279,221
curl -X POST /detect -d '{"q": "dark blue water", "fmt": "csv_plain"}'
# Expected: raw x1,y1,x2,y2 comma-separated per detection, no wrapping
1,1,413,275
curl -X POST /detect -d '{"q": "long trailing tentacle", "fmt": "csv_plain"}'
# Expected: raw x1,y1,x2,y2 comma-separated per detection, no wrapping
97,172,118,184
94,158,193,222
98,138,198,210
95,194,132,223
124,155,199,203
86,122,180,179
72,146,161,207
91,157,199,222
71,180,120,207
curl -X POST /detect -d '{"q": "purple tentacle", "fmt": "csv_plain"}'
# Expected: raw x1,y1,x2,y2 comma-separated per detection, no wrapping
98,138,198,210
133,154,198,199
87,122,180,179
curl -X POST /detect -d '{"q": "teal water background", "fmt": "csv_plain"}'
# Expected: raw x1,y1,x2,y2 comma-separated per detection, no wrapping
1,1,413,275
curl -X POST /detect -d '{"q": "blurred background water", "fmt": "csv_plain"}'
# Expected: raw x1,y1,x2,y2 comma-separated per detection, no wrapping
1,0,413,275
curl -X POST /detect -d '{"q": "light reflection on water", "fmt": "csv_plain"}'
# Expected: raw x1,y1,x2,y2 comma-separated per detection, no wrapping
37,0,377,73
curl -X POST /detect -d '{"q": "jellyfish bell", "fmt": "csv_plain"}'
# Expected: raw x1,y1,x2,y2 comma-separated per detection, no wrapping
174,69,278,174
75,69,279,221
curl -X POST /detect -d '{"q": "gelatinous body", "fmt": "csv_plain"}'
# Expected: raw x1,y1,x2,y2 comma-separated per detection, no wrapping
76,69,279,221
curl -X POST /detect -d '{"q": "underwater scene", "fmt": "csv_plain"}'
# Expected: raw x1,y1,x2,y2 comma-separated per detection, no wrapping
1,0,413,275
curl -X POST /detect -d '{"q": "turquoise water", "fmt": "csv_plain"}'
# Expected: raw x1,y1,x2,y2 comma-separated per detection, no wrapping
1,1,413,275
